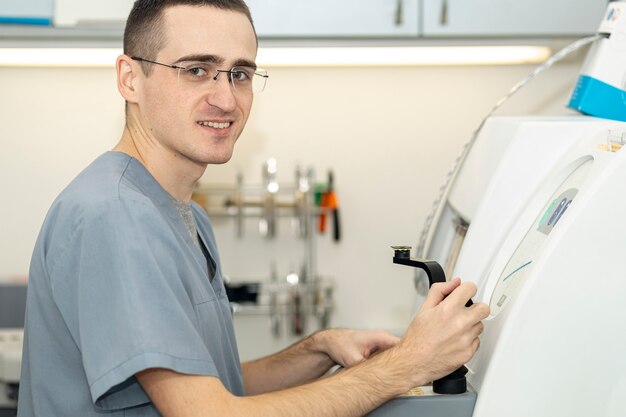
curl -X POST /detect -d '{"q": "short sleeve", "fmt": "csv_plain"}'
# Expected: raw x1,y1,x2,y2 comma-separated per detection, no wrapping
49,197,218,410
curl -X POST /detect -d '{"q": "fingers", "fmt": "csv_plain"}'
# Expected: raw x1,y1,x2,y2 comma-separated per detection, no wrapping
462,319,485,361
422,279,484,315
326,329,403,368
377,331,401,347
365,331,401,357
422,278,462,310
468,302,490,321
471,335,481,356
443,281,478,308
471,321,485,339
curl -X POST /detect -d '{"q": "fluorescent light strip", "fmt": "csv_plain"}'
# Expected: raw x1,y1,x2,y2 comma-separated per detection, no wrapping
0,46,551,67
0,48,121,67
257,46,552,66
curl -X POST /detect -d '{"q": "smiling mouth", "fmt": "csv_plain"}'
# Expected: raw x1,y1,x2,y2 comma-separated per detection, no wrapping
198,121,231,129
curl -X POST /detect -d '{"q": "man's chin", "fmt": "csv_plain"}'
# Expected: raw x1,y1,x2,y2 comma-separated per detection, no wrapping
203,151,234,165
196,140,238,165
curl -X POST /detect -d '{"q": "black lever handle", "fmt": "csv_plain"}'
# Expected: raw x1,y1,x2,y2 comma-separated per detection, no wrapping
392,248,472,307
392,246,472,394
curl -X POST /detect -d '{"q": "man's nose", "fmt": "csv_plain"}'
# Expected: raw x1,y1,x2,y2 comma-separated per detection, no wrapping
207,73,237,112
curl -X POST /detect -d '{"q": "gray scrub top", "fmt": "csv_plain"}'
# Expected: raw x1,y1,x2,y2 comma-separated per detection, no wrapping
18,152,243,416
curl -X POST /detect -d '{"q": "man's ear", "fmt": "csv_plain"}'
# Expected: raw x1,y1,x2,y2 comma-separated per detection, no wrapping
116,54,140,103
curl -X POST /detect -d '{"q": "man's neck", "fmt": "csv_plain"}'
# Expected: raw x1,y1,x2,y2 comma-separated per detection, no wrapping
113,124,205,202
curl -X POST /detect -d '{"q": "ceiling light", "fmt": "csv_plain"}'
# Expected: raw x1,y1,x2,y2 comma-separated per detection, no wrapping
0,45,551,68
0,47,121,67
256,46,552,67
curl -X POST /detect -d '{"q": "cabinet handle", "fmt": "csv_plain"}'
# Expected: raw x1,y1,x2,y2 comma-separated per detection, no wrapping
395,0,403,26
440,0,448,25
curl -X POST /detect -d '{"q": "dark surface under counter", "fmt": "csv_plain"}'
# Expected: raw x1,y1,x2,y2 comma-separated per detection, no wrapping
0,408,17,417
367,385,477,417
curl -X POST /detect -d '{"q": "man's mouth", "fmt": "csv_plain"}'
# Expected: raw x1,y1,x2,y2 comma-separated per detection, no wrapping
197,121,232,129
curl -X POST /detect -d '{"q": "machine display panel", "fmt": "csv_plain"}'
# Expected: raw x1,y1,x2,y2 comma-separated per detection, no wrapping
489,157,594,316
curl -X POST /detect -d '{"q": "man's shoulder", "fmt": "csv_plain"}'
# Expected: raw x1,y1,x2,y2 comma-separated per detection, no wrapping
50,152,160,225
64,152,157,203
61,152,131,201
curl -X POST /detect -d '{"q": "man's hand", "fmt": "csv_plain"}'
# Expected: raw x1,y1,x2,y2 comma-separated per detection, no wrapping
316,328,400,368
397,278,490,388
241,328,399,395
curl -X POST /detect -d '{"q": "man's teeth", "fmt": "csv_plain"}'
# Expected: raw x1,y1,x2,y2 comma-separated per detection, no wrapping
199,121,231,129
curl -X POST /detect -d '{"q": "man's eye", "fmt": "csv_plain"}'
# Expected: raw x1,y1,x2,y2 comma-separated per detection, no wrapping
231,69,253,82
187,66,208,77
232,71,248,81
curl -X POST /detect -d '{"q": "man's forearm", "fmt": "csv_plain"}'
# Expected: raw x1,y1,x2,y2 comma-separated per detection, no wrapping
238,349,412,417
140,345,415,417
242,331,335,395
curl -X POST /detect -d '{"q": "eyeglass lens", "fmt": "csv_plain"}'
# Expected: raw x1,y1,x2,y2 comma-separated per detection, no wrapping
175,62,268,94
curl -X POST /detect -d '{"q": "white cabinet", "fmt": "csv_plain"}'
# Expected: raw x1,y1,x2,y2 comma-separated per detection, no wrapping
54,0,134,27
246,0,419,37
0,0,52,25
422,0,609,37
0,0,612,46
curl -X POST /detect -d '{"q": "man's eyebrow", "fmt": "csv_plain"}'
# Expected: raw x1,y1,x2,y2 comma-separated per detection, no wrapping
233,59,257,70
173,54,257,70
173,54,223,65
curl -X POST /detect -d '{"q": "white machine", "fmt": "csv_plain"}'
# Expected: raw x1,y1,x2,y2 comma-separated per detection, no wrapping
371,3,626,415
459,115,626,416
371,115,626,416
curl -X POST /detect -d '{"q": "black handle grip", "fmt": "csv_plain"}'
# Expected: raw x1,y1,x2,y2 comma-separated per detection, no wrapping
332,208,340,242
392,251,473,307
392,248,472,394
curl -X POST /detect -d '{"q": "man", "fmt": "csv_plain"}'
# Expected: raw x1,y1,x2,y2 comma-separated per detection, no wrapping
18,1,489,416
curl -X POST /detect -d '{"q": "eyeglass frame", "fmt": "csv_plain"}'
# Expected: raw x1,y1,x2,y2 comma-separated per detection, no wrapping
130,55,269,94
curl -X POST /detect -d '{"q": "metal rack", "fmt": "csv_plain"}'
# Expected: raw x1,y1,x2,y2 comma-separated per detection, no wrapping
193,159,334,337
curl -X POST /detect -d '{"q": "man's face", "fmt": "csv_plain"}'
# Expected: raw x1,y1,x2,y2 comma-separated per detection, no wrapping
135,5,257,166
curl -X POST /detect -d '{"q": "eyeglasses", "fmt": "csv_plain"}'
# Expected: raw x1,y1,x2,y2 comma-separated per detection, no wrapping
131,56,269,94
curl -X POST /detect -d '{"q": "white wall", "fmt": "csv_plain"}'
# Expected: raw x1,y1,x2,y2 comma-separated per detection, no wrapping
0,59,582,358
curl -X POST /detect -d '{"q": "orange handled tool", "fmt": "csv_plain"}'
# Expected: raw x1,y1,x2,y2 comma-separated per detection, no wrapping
318,171,341,241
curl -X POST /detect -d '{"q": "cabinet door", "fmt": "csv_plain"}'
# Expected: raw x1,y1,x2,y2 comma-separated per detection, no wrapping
247,0,418,37
54,0,134,27
423,0,609,36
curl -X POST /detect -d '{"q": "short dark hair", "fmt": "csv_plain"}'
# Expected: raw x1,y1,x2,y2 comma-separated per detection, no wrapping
124,0,256,74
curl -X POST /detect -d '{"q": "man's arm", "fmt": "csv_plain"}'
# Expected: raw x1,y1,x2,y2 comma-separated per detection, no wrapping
241,328,400,395
138,345,415,417
137,279,489,417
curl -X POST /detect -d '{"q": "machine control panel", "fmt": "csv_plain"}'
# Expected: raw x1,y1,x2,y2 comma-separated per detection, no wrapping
489,157,593,316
